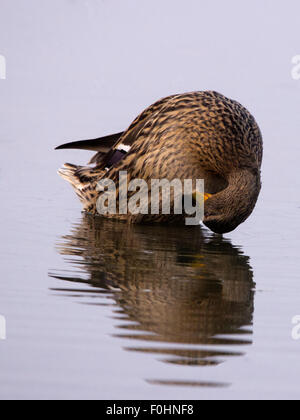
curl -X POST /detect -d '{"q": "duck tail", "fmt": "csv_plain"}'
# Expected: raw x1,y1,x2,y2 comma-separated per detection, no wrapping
58,163,104,213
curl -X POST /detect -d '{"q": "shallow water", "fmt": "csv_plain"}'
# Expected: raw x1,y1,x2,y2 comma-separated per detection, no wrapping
1,0,300,400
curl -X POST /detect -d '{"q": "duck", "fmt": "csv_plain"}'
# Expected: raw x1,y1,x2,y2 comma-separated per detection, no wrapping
56,91,263,234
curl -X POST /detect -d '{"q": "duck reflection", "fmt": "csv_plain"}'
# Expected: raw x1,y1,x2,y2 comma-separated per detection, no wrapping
50,215,255,370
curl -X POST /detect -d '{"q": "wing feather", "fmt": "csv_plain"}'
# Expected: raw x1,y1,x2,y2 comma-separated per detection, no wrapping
56,93,178,168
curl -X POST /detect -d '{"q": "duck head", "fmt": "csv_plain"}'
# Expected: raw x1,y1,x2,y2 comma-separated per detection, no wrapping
203,169,261,234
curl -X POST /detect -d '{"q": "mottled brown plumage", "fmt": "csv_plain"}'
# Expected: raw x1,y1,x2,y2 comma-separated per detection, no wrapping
56,91,263,233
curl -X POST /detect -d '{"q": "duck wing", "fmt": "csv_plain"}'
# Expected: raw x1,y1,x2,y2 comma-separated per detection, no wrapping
92,93,178,168
56,94,177,168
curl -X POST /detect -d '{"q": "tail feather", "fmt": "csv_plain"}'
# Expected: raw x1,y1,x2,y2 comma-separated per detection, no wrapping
58,163,105,212
58,163,83,188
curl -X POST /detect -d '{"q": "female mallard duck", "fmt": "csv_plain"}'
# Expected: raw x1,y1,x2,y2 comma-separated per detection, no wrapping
56,91,263,234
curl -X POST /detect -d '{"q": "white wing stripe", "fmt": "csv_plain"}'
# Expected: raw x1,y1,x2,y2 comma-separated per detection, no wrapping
117,144,131,153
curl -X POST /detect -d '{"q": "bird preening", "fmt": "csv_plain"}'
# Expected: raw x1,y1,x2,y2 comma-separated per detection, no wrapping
56,91,263,234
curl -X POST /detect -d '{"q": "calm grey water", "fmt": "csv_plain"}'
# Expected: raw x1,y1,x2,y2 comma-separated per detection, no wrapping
1,0,300,400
